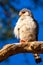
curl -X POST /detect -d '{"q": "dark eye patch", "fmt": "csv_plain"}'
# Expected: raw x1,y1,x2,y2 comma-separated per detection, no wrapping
22,11,25,13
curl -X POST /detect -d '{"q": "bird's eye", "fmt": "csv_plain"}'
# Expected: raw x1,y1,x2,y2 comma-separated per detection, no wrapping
22,11,25,13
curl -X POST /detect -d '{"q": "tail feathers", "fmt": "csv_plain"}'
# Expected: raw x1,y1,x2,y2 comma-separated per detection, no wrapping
35,57,42,63
33,53,42,63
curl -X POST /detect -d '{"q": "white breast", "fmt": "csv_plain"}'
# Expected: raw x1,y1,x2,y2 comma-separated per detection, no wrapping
18,15,36,29
19,16,36,40
14,15,37,40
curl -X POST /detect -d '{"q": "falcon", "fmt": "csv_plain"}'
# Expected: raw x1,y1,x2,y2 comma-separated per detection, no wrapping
14,8,42,63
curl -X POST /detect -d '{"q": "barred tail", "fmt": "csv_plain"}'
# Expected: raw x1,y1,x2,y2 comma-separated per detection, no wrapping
33,53,42,63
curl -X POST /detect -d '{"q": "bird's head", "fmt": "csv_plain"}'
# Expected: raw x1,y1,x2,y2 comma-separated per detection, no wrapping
19,8,32,17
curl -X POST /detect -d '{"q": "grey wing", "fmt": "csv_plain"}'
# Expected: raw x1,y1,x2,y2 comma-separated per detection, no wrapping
34,19,39,41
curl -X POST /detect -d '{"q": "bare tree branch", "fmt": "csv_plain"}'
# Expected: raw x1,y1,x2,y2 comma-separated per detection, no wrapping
0,41,43,62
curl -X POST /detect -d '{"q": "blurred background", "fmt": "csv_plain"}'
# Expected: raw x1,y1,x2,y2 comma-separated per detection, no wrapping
0,0,43,65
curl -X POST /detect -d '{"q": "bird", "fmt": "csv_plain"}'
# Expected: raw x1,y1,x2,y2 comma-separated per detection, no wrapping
14,8,42,63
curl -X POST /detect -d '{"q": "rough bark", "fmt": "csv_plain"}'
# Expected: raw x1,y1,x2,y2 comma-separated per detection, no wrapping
0,41,43,62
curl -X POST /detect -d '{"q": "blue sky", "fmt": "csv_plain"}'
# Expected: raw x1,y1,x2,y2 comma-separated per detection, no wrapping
0,0,43,65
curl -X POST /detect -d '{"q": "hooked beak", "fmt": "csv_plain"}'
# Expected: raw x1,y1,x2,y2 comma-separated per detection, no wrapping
19,12,23,16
